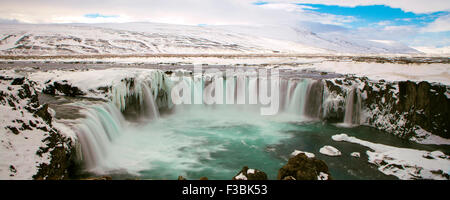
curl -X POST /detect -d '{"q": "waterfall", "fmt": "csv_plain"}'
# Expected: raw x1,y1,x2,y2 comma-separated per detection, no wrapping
141,83,160,120
76,103,125,172
75,69,364,174
225,76,235,104
247,76,258,105
286,79,305,115
343,87,362,126
284,79,317,119
304,80,324,119
111,78,161,121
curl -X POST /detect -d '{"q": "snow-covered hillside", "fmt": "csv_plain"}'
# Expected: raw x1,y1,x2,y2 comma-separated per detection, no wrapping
0,71,74,179
0,23,420,56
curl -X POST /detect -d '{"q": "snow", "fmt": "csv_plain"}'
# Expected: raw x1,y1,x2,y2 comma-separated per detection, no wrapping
319,145,341,156
430,151,448,159
410,128,450,145
350,152,361,158
291,150,315,158
412,46,450,56
52,121,77,141
309,61,450,85
0,23,423,56
247,169,255,174
0,23,329,56
28,68,166,100
0,72,51,179
317,172,329,180
17,56,448,85
332,133,450,180
234,172,247,180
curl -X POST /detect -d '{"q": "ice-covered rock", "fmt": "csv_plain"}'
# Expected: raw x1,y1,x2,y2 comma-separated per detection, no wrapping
331,133,450,180
430,151,448,159
325,77,450,143
319,145,342,156
234,173,247,180
291,150,315,158
278,153,332,180
332,134,347,142
317,172,329,180
232,166,267,180
351,152,361,158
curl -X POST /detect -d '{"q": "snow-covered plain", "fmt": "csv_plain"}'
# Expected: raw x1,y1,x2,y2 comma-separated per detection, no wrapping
412,46,450,57
311,61,450,85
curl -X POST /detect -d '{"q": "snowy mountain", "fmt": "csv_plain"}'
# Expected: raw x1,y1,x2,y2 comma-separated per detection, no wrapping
0,22,420,56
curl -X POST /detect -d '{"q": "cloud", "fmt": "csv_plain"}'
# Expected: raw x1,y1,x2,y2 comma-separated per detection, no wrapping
421,14,450,32
0,0,279,25
0,18,20,24
1,0,447,25
0,0,360,27
0,0,447,48
84,13,119,19
263,0,450,14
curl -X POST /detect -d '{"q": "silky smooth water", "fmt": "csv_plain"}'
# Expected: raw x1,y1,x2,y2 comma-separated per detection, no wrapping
76,103,449,180
67,70,449,180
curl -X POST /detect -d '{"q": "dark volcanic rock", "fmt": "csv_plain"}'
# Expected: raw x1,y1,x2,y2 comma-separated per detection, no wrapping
6,126,20,135
277,153,331,180
325,77,450,139
397,81,449,138
232,166,268,180
11,77,25,85
33,129,74,180
1,73,75,180
43,81,84,97
34,104,53,125
81,176,113,180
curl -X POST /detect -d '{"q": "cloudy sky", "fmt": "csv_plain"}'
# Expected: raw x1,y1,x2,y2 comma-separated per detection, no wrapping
0,0,449,47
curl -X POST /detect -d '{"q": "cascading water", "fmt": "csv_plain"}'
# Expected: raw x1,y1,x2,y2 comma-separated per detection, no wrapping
76,70,168,173
282,78,324,120
75,103,125,172
74,70,372,178
111,76,163,121
304,80,324,119
343,87,362,126
285,79,309,116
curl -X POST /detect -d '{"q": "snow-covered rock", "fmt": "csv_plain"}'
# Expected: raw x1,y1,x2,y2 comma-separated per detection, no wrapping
0,72,73,180
317,172,329,180
234,173,247,180
291,150,315,158
350,152,361,158
232,166,267,180
319,145,341,157
332,133,450,180
325,77,450,143
278,153,332,180
424,151,449,159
